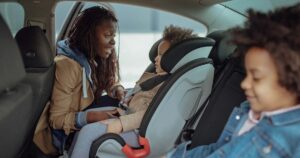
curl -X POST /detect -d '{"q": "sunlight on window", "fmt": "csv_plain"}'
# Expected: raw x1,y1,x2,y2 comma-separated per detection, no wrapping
115,33,161,88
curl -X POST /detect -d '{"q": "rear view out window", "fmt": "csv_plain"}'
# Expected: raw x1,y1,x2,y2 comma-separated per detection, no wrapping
0,2,24,36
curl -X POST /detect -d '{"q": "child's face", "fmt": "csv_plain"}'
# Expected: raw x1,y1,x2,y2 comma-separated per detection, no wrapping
241,47,297,113
155,40,170,74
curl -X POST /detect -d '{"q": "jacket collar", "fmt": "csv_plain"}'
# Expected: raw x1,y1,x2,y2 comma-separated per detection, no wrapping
57,39,93,86
268,107,300,126
240,101,300,126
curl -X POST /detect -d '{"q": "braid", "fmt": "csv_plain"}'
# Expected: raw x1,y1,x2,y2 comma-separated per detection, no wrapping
68,6,119,100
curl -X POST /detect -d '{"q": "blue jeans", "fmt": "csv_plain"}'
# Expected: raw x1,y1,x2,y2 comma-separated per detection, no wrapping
70,121,139,158
52,95,120,154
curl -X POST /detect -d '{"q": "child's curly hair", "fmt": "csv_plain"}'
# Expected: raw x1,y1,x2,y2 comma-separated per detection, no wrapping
231,3,300,102
163,25,198,47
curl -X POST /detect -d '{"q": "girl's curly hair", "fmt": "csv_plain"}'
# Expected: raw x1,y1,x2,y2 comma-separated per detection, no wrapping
230,3,300,102
163,25,198,47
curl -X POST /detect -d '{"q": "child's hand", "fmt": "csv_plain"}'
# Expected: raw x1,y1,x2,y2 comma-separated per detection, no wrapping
101,118,123,134
115,86,125,101
122,95,133,105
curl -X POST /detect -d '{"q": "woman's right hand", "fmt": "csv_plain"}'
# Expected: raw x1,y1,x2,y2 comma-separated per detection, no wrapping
87,111,109,123
87,109,119,123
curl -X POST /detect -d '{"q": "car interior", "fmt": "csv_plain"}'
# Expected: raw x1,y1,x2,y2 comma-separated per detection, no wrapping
0,0,299,158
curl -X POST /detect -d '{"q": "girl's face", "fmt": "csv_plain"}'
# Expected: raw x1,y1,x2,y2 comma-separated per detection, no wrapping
95,20,117,59
155,40,170,74
241,47,297,113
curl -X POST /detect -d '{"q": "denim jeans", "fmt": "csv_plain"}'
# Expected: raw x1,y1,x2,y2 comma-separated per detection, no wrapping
52,95,120,154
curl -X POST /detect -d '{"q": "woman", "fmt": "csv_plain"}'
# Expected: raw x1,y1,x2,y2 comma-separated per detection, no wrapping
33,6,124,155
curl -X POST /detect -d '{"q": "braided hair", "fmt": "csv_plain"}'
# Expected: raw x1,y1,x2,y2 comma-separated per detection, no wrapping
68,6,120,100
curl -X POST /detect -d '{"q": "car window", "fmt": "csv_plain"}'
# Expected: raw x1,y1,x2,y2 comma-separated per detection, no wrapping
110,3,207,87
0,2,24,36
55,2,207,88
55,1,76,41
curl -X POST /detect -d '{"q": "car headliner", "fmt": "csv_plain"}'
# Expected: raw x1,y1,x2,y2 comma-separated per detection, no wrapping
0,0,298,48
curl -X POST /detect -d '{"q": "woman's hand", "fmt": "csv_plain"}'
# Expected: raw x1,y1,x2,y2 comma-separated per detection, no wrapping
87,109,120,123
86,111,109,123
101,118,123,134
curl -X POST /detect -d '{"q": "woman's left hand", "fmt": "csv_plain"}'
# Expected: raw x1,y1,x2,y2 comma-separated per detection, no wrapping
101,118,123,134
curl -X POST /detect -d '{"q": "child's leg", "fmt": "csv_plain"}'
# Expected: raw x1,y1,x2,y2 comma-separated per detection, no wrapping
71,123,141,158
70,122,107,158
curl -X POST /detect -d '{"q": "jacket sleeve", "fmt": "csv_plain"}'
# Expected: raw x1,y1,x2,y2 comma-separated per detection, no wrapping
49,57,82,135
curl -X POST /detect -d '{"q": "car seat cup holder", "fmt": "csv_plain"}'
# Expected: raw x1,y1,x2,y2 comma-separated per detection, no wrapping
121,136,150,158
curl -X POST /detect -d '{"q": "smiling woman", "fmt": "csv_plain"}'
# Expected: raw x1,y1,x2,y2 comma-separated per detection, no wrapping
33,6,126,155
95,21,116,59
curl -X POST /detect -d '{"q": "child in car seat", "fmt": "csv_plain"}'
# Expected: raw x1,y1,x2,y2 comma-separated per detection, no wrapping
169,3,300,158
70,25,199,158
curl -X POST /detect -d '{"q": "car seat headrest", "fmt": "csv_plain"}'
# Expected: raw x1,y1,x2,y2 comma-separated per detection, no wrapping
207,30,236,65
15,26,54,68
149,39,162,63
161,37,215,73
0,15,25,92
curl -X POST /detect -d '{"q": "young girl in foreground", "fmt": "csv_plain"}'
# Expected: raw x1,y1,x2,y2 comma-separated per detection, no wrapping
170,3,300,158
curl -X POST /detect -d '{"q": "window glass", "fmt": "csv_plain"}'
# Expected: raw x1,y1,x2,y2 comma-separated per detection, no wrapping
111,3,207,87
0,2,24,36
59,2,207,88
55,1,76,41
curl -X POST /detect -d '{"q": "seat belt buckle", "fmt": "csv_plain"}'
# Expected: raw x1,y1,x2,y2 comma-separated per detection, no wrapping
118,102,129,111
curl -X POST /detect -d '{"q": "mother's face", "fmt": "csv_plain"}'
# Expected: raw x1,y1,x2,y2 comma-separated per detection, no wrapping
95,20,117,59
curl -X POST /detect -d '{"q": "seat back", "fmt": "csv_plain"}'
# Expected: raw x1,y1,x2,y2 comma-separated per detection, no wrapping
15,26,55,157
188,31,246,149
15,26,55,125
0,15,33,158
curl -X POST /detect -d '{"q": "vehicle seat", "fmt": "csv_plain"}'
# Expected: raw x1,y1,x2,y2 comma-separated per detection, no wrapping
0,15,33,158
15,26,55,126
15,26,55,157
187,30,246,149
89,37,215,158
